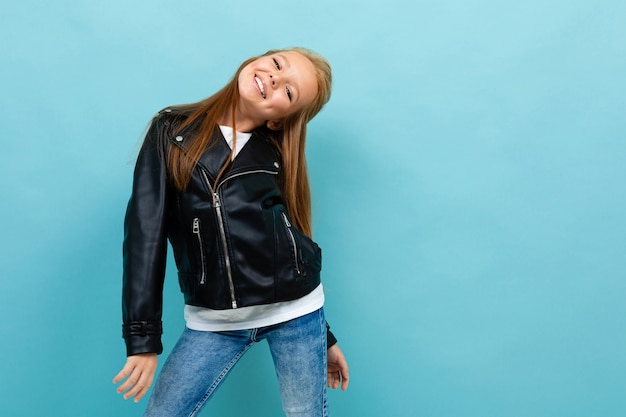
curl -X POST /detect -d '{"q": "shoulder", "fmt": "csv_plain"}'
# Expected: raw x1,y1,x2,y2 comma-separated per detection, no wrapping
154,106,192,126
158,105,195,117
144,106,195,142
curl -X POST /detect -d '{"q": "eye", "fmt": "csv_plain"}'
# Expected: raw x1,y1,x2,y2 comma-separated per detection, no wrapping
286,87,292,101
272,58,281,70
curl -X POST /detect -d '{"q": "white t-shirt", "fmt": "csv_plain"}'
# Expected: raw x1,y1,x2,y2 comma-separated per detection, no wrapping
184,126,324,331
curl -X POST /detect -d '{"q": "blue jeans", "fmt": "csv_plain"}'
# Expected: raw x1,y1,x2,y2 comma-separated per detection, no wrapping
144,308,329,417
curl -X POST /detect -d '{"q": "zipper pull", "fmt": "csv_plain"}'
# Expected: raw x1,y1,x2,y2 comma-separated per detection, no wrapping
282,212,291,227
193,218,200,233
214,193,221,207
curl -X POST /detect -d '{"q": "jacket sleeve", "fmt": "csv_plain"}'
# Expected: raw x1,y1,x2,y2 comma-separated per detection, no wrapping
122,113,170,356
326,322,338,348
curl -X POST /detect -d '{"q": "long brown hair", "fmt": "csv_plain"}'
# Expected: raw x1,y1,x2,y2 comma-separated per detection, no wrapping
167,47,332,237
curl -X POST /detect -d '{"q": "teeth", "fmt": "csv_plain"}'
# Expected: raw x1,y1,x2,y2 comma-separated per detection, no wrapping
255,76,265,98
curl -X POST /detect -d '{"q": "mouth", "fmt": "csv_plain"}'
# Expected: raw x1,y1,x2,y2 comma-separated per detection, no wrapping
254,75,266,99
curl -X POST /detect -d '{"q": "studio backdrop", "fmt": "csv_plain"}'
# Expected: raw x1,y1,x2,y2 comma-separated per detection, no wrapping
1,1,625,416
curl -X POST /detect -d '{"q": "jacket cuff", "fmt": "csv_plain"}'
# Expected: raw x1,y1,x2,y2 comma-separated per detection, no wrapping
326,323,337,348
123,321,163,356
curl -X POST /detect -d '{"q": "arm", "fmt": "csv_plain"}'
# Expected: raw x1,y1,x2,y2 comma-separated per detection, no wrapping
121,113,171,356
114,113,171,402
325,321,349,390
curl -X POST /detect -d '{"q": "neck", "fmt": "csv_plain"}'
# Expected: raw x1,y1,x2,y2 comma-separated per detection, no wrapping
219,104,264,133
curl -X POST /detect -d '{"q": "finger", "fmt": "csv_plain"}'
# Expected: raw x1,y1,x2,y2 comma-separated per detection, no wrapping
124,366,155,402
121,367,146,399
133,384,150,403
133,372,155,403
341,371,349,390
340,366,349,391
112,363,134,384
329,371,340,390
117,368,141,395
124,378,146,401
117,377,136,395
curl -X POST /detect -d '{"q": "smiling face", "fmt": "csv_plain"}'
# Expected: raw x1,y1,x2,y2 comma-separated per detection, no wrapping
234,50,319,131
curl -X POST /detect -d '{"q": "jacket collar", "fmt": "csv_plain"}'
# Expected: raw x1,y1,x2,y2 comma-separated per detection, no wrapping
169,122,281,182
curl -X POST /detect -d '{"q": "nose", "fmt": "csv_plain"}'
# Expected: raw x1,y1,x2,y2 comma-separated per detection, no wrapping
269,74,280,88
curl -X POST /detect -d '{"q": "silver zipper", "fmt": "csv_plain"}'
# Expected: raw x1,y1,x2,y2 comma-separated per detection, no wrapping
192,218,206,284
200,167,279,309
213,192,238,309
216,169,278,189
281,212,301,275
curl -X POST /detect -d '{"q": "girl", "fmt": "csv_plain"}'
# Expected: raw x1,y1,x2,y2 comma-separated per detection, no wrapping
113,47,349,417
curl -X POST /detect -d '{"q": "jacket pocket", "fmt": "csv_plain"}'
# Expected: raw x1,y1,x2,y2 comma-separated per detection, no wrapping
192,217,206,284
280,212,302,275
279,211,322,277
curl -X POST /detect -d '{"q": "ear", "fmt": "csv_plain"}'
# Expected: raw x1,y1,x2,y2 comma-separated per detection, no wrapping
266,120,283,131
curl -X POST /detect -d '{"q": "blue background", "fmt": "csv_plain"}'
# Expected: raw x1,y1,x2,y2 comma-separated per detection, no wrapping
1,0,625,416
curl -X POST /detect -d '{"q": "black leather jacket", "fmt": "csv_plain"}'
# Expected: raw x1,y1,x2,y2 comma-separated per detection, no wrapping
122,108,335,356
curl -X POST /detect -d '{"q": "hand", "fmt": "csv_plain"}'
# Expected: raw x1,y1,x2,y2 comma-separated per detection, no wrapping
113,353,158,403
327,344,349,391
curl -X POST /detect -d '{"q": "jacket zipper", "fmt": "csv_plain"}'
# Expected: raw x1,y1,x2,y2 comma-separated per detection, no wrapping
281,212,301,275
192,218,206,284
213,192,237,308
200,167,278,309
